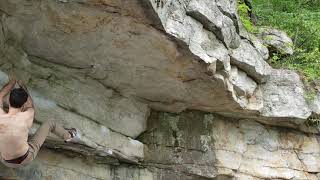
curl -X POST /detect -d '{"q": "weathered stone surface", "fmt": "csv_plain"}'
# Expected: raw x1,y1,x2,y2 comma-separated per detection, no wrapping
146,0,277,117
0,63,145,163
261,69,311,121
216,0,238,17
188,19,231,71
258,27,294,56
186,0,240,49
3,111,320,180
237,22,269,60
229,66,257,97
0,21,4,48
309,93,320,115
249,34,270,60
140,111,320,180
2,0,310,123
0,0,319,179
141,112,217,179
0,149,153,180
231,40,272,83
0,0,248,117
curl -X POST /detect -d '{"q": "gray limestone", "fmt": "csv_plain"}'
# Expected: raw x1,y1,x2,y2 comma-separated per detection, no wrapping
0,0,319,179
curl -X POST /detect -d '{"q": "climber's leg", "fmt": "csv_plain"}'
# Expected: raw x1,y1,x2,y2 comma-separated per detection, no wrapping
27,120,72,158
0,120,75,167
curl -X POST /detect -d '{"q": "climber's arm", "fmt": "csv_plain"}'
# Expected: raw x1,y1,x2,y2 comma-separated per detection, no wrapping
18,80,34,111
18,80,35,128
23,95,34,112
0,75,16,114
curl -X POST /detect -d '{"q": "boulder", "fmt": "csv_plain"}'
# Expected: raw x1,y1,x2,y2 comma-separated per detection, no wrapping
261,69,311,122
186,0,240,49
258,27,294,56
249,34,270,60
229,66,257,97
230,40,272,83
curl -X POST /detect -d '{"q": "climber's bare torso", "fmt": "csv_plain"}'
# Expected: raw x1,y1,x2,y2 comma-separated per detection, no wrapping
0,77,35,161
0,108,34,160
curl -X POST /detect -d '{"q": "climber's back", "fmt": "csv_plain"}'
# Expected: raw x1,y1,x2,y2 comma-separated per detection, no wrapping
0,112,31,160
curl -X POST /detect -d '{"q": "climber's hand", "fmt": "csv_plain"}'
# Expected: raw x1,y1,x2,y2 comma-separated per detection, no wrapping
0,73,16,98
8,73,16,85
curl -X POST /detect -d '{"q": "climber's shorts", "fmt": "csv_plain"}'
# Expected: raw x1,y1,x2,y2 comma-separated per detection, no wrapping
0,120,71,168
4,150,29,164
0,145,36,168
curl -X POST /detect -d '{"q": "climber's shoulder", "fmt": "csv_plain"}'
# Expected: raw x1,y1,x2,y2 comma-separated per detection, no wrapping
16,109,34,128
15,108,34,121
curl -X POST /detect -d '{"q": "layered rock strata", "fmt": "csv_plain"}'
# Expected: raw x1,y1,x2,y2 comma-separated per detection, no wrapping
0,0,320,179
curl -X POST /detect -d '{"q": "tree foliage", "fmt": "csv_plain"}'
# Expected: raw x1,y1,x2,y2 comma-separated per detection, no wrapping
238,1,257,33
251,0,320,83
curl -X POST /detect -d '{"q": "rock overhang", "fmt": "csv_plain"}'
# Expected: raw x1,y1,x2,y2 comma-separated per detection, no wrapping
1,0,320,130
1,0,320,179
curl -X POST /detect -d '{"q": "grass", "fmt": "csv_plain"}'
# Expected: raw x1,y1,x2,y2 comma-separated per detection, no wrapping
237,0,320,85
238,1,257,33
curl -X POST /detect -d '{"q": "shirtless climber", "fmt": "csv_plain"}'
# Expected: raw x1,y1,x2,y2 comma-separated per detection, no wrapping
0,75,78,168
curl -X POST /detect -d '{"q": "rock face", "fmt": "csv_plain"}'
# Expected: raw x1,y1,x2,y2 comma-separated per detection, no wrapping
230,40,271,83
0,0,320,179
0,149,153,180
261,70,311,121
140,111,320,180
258,27,294,56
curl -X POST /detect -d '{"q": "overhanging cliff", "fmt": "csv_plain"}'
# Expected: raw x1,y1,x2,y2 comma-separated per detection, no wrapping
0,0,320,179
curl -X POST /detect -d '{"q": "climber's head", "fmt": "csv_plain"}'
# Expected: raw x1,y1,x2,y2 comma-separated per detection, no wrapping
9,88,28,108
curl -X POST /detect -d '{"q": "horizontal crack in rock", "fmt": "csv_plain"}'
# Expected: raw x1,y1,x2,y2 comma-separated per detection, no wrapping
28,54,93,70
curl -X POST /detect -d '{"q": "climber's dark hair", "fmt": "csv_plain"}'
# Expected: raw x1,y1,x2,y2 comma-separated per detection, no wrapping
9,88,28,108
